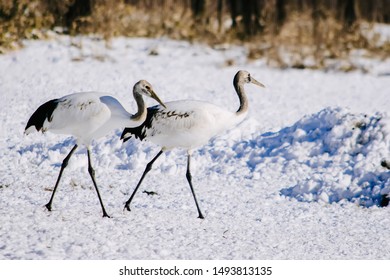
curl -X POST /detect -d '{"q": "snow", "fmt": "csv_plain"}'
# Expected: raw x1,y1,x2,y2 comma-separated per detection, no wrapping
1,35,390,260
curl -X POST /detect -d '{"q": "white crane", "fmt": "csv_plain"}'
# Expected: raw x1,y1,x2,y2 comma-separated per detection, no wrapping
121,70,265,219
25,80,166,218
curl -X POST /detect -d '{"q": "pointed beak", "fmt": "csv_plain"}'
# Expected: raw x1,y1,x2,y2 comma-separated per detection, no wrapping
251,77,265,88
150,90,167,108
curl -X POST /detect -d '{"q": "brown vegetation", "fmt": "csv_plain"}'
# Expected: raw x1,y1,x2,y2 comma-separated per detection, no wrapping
1,0,389,70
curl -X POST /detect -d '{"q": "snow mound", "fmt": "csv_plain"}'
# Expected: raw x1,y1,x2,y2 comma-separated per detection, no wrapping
235,107,390,207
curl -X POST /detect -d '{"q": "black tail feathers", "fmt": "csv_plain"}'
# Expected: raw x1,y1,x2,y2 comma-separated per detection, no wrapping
25,99,58,133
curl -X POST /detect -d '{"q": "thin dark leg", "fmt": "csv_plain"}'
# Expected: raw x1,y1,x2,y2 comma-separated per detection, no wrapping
124,150,163,212
87,148,110,218
45,144,78,212
186,154,204,219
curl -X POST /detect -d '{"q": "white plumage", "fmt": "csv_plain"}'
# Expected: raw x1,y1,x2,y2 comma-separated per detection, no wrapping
26,93,129,142
137,100,240,150
121,70,265,219
25,80,166,218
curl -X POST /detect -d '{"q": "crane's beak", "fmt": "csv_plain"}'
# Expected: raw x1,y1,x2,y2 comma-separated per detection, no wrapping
151,90,167,108
251,77,265,88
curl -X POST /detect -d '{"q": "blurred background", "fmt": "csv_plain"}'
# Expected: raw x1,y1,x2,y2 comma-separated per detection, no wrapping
1,0,389,70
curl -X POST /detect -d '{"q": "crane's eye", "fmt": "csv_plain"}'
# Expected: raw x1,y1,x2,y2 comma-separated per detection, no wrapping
145,85,151,91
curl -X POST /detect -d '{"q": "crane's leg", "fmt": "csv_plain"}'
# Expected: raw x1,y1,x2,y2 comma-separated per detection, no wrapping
186,153,204,219
45,144,78,212
124,149,163,212
87,148,110,218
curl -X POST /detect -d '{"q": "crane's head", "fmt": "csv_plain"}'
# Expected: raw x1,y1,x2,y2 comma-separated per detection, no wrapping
134,80,166,108
234,70,265,88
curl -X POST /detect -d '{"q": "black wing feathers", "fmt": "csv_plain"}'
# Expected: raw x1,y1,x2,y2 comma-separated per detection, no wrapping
25,99,58,132
121,106,160,142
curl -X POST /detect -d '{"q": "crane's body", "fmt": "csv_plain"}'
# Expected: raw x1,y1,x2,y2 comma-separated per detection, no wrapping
25,92,139,144
123,100,245,151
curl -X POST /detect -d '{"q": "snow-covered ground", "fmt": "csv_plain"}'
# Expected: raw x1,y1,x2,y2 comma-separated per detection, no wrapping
0,35,390,260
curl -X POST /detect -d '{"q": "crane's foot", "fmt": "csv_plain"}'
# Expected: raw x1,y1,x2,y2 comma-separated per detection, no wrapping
123,203,131,212
45,203,52,212
101,208,111,218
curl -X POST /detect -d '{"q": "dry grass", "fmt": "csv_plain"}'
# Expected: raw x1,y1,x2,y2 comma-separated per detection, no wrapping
247,10,389,71
0,0,55,53
1,0,389,71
